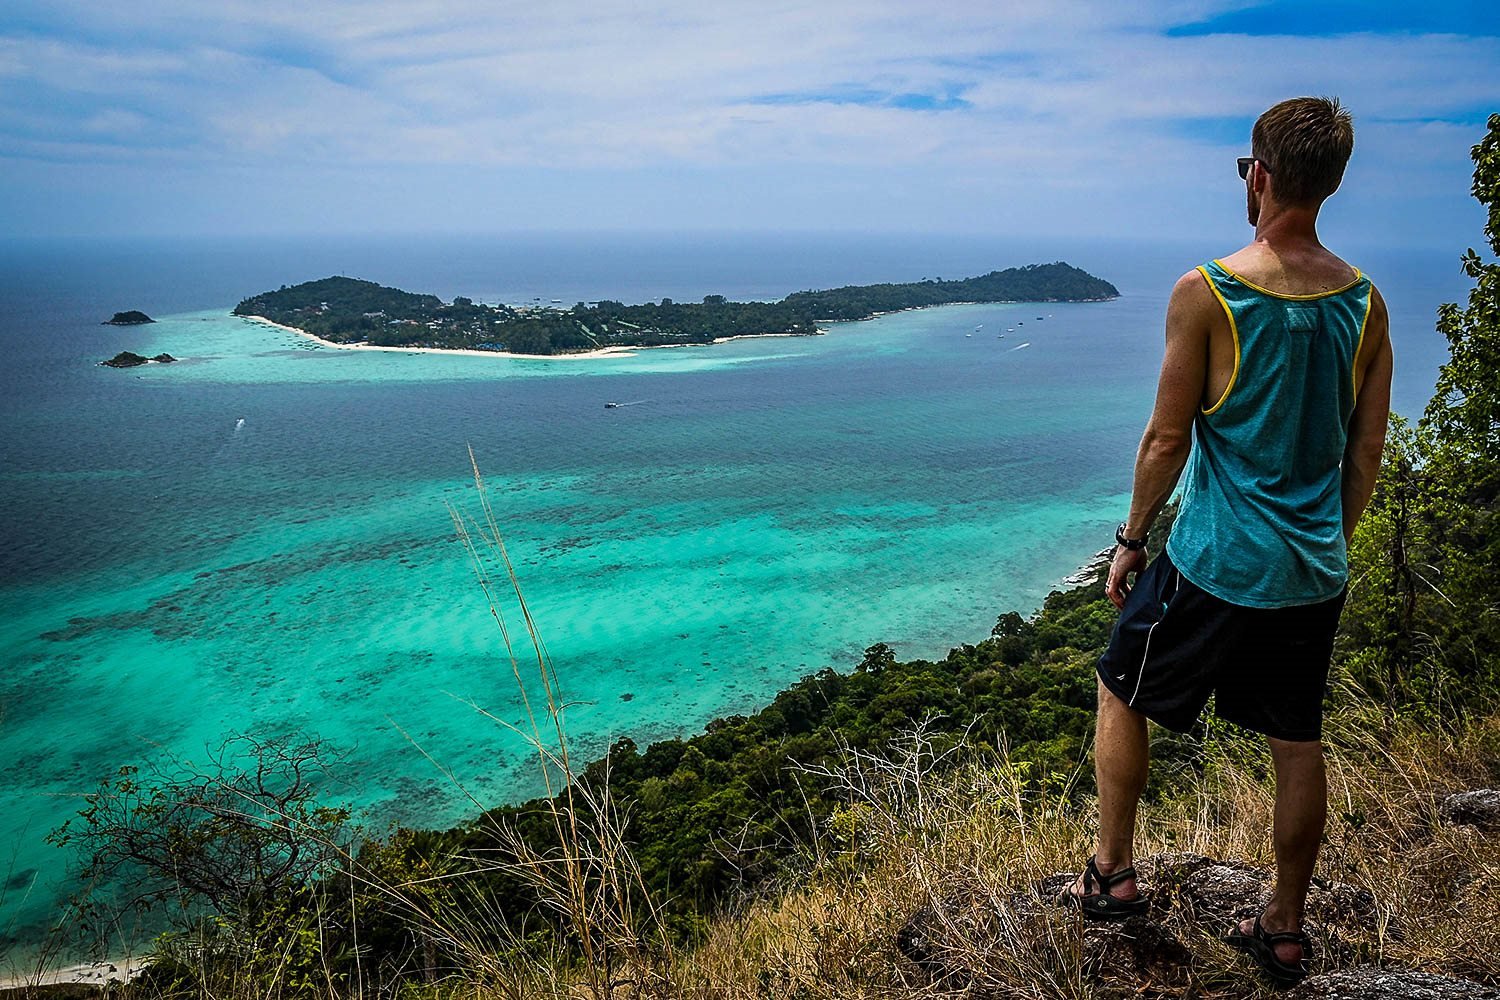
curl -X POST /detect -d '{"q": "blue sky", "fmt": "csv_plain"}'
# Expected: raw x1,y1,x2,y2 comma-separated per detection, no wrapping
1,1,1496,246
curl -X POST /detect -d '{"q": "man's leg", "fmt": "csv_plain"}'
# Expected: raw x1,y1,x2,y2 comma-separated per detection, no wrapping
1071,679,1149,898
1238,737,1326,964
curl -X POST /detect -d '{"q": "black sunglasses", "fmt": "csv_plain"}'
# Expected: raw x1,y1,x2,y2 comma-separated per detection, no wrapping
1237,156,1269,180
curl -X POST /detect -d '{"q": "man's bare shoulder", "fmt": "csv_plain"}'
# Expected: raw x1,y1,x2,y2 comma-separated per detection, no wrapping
1217,244,1359,295
1217,244,1269,272
1168,268,1218,311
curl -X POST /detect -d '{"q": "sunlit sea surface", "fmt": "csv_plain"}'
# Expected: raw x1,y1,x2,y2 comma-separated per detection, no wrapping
0,232,1468,952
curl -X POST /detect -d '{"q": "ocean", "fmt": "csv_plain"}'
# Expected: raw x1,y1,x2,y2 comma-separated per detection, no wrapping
0,231,1470,955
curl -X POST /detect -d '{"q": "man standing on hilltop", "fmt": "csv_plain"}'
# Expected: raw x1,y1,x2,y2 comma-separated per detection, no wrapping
1058,97,1393,984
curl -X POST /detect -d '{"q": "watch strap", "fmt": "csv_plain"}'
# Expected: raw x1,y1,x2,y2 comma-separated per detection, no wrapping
1116,523,1148,550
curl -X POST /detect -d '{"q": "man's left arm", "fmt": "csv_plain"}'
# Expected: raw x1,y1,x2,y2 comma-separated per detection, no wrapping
1106,271,1214,608
1342,286,1392,544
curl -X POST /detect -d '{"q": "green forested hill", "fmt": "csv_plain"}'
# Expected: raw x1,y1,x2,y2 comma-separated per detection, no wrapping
236,276,443,319
231,263,1119,355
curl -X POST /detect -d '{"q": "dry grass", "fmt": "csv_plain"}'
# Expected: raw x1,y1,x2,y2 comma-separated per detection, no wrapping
368,705,1500,1000
649,706,1500,1000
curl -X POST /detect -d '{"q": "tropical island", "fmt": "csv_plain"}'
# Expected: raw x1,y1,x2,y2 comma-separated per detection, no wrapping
103,310,154,325
232,263,1119,356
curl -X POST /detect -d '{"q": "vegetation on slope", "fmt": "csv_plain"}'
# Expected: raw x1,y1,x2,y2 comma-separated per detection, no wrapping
230,263,1119,355
1340,114,1500,713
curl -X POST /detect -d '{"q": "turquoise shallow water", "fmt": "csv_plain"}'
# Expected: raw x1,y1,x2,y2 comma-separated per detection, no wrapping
0,233,1467,954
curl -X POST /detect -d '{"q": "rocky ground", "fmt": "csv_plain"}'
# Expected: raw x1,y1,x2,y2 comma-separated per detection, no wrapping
895,790,1500,999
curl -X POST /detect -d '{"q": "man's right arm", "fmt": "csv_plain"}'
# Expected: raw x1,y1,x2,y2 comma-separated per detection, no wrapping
1342,286,1392,544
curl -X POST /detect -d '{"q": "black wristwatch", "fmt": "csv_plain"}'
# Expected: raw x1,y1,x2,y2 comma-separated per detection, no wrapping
1115,523,1148,551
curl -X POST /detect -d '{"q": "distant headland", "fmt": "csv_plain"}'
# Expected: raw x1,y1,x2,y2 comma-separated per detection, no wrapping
233,264,1119,357
103,310,154,326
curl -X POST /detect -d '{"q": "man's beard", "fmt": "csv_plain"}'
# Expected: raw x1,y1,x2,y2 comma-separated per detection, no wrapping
1246,186,1260,226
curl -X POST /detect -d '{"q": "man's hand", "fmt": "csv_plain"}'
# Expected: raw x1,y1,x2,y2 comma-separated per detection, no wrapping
1106,545,1148,609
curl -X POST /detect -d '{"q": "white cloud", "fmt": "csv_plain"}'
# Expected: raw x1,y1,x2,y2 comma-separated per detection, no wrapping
0,1,1494,239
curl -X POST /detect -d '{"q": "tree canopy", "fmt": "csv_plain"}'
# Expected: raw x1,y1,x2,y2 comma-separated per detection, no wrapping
1342,114,1500,708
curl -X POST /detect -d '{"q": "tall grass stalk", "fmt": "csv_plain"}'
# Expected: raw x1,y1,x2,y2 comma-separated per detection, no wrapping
435,448,675,997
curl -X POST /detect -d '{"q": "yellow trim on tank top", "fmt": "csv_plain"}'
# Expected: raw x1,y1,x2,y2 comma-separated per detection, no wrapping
1352,285,1374,398
1198,265,1240,415
1212,259,1364,300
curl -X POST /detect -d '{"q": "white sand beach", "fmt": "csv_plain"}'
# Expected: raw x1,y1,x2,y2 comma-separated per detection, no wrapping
242,316,642,360
241,315,822,360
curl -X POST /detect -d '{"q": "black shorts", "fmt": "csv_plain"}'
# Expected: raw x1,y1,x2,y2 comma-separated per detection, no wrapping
1096,549,1347,742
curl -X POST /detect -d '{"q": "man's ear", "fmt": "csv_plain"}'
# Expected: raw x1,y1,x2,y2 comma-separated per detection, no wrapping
1251,160,1272,195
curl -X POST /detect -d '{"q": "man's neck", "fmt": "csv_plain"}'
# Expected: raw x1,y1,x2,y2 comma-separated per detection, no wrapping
1251,200,1324,254
1226,195,1354,293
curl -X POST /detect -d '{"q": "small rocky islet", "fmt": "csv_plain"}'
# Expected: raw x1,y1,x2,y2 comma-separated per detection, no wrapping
102,310,155,326
100,351,176,368
99,311,171,367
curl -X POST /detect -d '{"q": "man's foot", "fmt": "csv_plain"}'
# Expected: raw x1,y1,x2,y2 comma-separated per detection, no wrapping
1056,856,1148,920
1224,914,1311,984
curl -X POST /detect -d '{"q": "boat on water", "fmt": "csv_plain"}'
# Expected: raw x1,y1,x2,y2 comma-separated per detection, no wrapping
604,401,621,408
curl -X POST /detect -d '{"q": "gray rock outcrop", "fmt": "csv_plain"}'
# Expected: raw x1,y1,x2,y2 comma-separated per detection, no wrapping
1438,789,1500,830
1288,967,1500,1000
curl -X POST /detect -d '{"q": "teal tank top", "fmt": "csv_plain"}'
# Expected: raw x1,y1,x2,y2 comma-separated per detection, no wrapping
1166,259,1374,608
